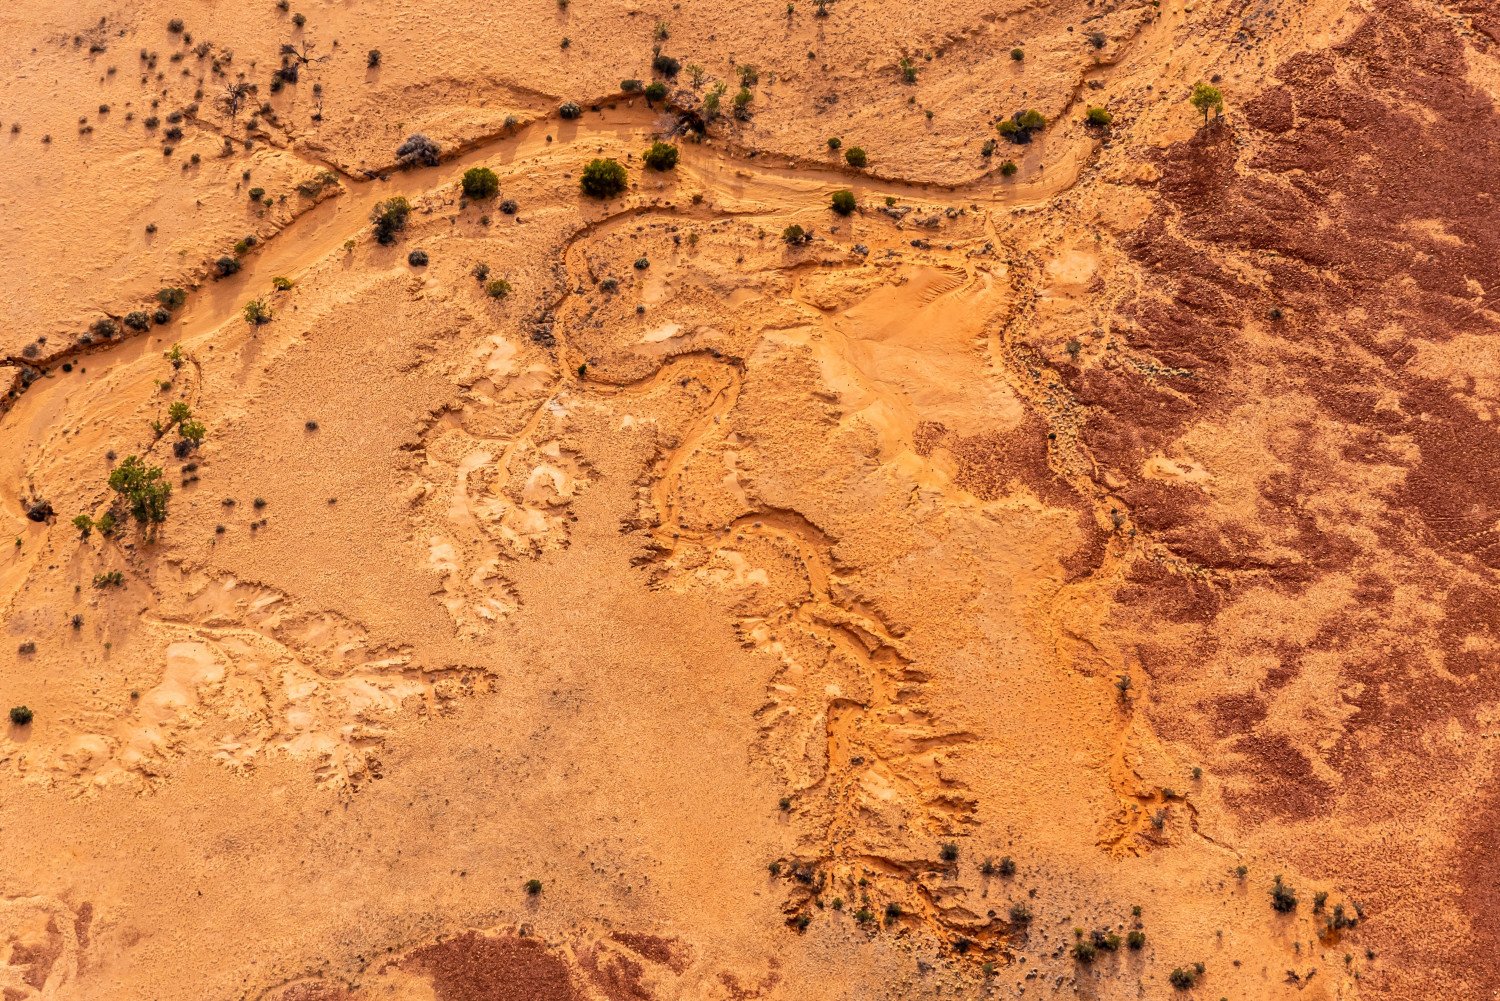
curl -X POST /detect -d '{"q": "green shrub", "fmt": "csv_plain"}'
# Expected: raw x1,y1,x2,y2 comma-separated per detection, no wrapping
124,311,151,331
370,196,411,244
939,842,958,863
1072,939,1097,963
830,189,855,215
1010,47,1024,60
248,186,265,200
899,57,916,83
644,81,668,102
782,224,806,244
827,136,841,150
652,53,681,77
461,166,500,199
844,146,867,168
271,276,294,291
9,706,33,726
93,570,125,588
1009,902,1032,924
1018,109,1046,130
643,141,679,170
486,278,513,299
1168,967,1197,990
180,419,206,445
621,78,643,92
998,855,1016,876
1085,106,1113,127
1127,930,1146,950
243,298,272,325
733,87,752,119
157,287,187,309
524,878,543,895
108,456,170,525
559,101,582,120
580,158,627,198
72,514,94,538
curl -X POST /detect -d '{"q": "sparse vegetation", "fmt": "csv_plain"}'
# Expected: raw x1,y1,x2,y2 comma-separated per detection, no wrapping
367,49,381,67
1168,966,1200,990
939,841,958,863
559,101,582,120
486,279,513,299
524,879,543,895
844,146,867,168
1127,929,1146,949
1009,902,1032,925
580,158,627,198
782,224,807,245
408,249,429,266
644,81,668,102
999,159,1018,176
462,166,500,199
1085,105,1113,128
830,189,856,215
9,706,33,726
1010,47,1024,60
998,856,1016,877
643,141,679,171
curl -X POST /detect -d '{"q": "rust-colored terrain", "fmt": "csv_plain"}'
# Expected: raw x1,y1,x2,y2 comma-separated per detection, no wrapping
0,0,1495,997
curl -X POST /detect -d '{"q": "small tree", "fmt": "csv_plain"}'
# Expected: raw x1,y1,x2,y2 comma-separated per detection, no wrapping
1190,82,1223,126
830,189,855,215
844,146,867,168
580,158,627,198
643,141,679,170
461,166,500,199
108,456,171,526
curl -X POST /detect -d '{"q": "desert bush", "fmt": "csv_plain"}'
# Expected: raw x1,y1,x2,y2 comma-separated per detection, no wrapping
179,419,205,445
500,198,518,214
1270,875,1298,913
643,141,678,170
981,138,996,156
827,136,841,150
899,57,916,83
1087,30,1107,49
9,706,32,725
644,81,668,102
168,18,185,33
472,262,490,282
739,64,759,87
732,87,753,120
1127,929,1146,950
1010,47,1024,60
271,276,293,290
525,879,543,895
370,195,411,243
408,249,428,266
248,186,265,200
109,456,171,525
1072,939,1097,963
998,856,1016,876
844,146,867,168
1085,105,1113,127
633,257,650,270
215,256,240,277
93,570,125,588
243,298,272,324
367,49,381,67
395,133,441,168
830,189,855,215
1168,967,1198,990
782,224,806,244
939,842,958,863
123,311,151,331
559,101,582,119
621,78,643,92
486,278,512,299
652,53,681,77
580,158,627,198
1019,109,1046,130
72,514,94,537
1009,902,1032,924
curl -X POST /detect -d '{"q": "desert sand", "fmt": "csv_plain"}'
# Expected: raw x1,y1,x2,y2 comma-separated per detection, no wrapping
0,0,1496,997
